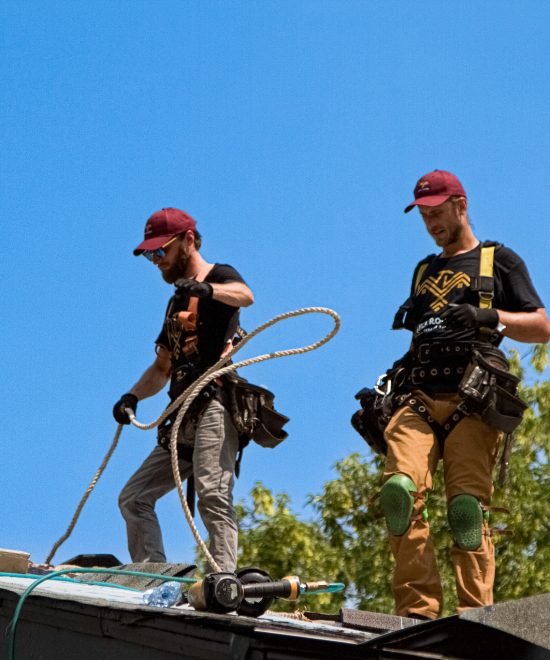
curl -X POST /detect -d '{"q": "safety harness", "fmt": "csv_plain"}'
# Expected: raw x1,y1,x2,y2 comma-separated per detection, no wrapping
400,242,526,450
353,242,527,459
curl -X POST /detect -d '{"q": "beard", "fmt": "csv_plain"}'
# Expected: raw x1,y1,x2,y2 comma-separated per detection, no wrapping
442,220,463,247
433,213,464,248
161,243,191,284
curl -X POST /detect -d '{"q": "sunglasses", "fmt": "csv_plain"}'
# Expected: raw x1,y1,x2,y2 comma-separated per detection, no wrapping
142,235,180,262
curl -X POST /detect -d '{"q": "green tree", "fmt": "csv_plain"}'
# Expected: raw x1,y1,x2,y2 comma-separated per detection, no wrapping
235,347,549,616
493,344,550,601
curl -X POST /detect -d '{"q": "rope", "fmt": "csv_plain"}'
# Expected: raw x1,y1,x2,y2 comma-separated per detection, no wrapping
45,307,340,568
45,425,124,566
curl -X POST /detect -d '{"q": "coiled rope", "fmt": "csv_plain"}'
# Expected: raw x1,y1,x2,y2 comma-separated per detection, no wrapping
46,307,340,569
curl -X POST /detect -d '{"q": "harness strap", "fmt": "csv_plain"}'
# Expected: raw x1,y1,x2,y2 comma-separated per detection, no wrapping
404,396,446,447
410,364,467,385
404,396,470,452
478,244,495,309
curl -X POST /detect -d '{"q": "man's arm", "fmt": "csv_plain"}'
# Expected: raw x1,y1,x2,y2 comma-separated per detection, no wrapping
497,307,550,344
129,345,172,401
210,281,254,307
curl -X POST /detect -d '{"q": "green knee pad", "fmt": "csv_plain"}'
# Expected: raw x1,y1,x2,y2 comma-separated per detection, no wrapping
447,494,484,550
380,474,416,536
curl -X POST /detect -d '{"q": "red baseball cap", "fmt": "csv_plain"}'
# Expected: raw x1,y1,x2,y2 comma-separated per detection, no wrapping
404,170,467,213
133,208,197,255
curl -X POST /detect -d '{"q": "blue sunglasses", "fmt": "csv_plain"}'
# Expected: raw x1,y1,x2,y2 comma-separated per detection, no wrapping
142,235,180,262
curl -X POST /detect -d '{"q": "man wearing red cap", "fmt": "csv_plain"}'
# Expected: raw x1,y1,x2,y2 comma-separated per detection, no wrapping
113,208,254,572
379,170,550,618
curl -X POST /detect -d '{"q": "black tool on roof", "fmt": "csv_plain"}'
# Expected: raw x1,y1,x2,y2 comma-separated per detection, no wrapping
186,568,344,617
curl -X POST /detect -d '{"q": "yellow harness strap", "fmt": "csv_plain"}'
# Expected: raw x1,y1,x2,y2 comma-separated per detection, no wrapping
479,245,495,309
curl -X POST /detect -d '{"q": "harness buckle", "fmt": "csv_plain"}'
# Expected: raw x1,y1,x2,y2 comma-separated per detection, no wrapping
417,344,432,364
410,367,427,385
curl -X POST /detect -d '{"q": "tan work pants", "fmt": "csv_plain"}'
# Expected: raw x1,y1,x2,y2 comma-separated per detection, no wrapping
384,390,501,619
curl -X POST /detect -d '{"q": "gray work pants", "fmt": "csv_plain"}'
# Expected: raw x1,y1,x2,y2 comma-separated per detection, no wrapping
118,398,239,572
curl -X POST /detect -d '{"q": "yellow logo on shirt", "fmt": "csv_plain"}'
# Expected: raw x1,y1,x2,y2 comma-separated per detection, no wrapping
416,270,471,312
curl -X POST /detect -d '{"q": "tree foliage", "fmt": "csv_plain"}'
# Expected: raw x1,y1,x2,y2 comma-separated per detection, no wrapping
235,347,549,615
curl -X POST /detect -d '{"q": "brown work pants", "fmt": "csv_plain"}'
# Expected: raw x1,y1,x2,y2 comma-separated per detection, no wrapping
383,390,501,619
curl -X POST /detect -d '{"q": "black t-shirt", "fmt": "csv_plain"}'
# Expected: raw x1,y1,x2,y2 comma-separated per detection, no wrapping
408,243,544,345
155,264,245,396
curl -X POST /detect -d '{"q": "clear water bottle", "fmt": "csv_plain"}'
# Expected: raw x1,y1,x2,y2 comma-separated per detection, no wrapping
142,580,182,607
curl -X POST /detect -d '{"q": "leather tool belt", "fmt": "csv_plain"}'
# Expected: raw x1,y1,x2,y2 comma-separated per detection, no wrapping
351,343,527,455
225,373,289,448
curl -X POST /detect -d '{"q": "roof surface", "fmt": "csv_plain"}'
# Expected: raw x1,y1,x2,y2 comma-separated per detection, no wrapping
1,574,549,659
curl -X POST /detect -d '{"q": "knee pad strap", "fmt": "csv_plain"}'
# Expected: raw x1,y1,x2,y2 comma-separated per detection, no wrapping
448,494,484,550
380,474,417,536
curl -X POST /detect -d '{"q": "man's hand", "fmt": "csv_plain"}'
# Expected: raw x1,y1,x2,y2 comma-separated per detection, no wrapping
113,393,138,425
440,303,499,330
174,278,213,299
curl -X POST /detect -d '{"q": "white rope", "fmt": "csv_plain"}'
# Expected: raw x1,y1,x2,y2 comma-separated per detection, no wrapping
46,307,340,569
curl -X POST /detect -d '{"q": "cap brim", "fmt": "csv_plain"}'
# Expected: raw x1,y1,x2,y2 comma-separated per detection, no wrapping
133,234,177,256
404,194,451,213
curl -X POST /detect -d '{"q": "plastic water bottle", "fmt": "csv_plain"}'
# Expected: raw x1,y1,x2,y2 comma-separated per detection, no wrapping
142,581,182,607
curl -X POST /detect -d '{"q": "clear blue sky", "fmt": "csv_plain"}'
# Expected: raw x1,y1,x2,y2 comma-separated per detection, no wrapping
2,1,549,568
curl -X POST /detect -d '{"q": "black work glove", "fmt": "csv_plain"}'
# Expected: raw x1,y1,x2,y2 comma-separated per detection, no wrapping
174,278,213,299
440,303,499,331
113,393,138,425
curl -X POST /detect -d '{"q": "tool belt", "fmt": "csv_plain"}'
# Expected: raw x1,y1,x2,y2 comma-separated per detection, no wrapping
225,373,289,448
159,368,290,452
407,342,526,434
351,343,527,454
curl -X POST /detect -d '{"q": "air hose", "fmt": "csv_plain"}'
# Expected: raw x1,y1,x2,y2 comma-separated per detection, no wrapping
45,307,340,569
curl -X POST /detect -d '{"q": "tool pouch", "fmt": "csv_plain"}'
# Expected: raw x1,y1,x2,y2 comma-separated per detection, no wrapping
225,374,289,448
351,355,413,455
351,388,388,455
459,349,527,433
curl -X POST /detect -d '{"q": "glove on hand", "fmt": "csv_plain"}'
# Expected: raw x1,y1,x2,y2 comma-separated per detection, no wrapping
440,304,499,331
113,393,138,425
174,278,213,299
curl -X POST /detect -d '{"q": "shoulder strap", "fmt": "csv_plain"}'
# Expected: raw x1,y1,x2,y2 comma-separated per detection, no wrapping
478,244,495,309
472,241,502,309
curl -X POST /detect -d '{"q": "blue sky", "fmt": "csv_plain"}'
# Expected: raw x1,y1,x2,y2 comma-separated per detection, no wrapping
1,1,549,569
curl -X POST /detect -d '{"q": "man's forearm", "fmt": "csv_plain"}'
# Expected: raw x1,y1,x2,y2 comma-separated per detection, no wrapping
129,362,170,400
497,308,550,343
211,282,254,307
